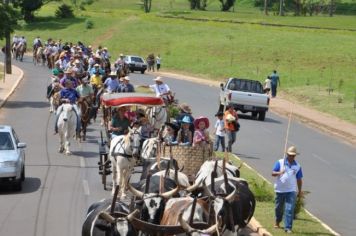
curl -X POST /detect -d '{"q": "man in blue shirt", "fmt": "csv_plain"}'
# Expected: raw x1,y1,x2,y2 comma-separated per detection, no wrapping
118,76,135,92
270,70,280,98
104,71,120,93
272,146,303,233
54,80,81,134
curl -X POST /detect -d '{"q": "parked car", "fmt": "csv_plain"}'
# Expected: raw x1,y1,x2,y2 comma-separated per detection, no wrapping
125,55,147,74
0,125,26,191
219,78,270,121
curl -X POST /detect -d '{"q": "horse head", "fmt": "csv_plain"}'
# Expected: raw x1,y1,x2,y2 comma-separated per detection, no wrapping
61,103,74,122
127,127,141,158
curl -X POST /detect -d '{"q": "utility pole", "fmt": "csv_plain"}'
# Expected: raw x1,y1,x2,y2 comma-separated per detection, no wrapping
4,0,12,74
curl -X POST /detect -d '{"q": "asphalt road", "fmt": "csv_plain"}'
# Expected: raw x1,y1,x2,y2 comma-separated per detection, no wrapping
0,56,259,236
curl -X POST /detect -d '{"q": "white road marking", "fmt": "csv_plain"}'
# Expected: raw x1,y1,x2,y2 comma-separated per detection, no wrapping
83,180,90,196
350,174,356,180
312,153,331,166
80,157,86,168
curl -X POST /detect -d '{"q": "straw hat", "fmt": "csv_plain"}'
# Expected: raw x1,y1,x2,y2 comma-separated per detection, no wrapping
226,114,236,122
94,63,100,67
123,76,130,81
74,59,80,64
153,76,163,82
286,146,299,156
194,116,209,129
179,103,192,114
109,71,117,77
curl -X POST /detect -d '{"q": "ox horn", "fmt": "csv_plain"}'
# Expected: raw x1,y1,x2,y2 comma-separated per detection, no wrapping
201,222,219,235
160,186,179,199
179,212,194,233
127,209,140,221
204,184,216,200
99,211,116,224
225,187,238,203
186,179,202,192
127,182,144,198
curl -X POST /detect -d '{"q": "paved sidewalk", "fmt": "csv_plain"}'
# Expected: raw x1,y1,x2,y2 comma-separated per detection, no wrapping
0,63,24,109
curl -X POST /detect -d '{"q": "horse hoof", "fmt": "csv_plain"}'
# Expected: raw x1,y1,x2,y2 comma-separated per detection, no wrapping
58,147,64,153
65,151,72,155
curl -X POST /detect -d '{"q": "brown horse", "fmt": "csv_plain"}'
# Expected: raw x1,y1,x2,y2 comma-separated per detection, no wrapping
33,46,46,66
77,97,92,141
14,43,26,61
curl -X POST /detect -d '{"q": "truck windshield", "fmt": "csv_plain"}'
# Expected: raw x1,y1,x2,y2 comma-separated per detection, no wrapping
228,79,263,93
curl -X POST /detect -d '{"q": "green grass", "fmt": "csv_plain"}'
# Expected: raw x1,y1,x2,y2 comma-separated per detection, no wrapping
2,0,356,123
0,65,4,81
216,152,334,236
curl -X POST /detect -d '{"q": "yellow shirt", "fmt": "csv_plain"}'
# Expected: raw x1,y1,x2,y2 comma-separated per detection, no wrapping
90,75,103,88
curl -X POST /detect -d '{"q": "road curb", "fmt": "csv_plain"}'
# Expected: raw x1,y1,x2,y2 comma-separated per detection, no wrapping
0,63,24,109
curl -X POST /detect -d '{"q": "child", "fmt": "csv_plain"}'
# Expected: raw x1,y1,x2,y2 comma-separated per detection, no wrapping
177,116,193,146
214,111,225,151
193,116,211,147
162,122,179,145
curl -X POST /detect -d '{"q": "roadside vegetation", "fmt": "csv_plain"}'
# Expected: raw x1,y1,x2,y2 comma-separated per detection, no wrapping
1,0,355,124
216,152,334,236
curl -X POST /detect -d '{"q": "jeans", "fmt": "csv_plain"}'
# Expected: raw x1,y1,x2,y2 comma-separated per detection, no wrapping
226,130,236,152
214,135,225,151
271,83,278,97
275,192,297,230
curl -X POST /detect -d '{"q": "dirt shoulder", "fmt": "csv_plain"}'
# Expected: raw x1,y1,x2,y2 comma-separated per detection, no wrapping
151,70,356,146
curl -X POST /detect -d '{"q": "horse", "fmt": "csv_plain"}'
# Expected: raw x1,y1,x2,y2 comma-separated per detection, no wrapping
56,103,78,155
48,83,61,113
109,127,141,198
77,96,92,141
145,106,167,137
33,46,45,66
14,43,26,61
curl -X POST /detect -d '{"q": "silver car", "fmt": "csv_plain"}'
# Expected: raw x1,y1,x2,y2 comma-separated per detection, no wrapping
0,125,26,191
125,55,147,74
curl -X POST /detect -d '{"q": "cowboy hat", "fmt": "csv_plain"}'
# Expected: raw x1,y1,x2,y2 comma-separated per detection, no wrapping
120,53,124,57
123,76,130,81
82,77,89,83
94,63,100,67
194,116,209,129
109,71,117,77
181,116,193,124
165,122,179,131
64,69,72,74
286,146,299,156
74,59,81,64
179,103,192,114
153,76,163,82
226,114,236,122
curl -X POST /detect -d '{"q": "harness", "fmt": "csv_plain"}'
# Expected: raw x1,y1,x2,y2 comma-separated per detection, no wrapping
111,131,141,160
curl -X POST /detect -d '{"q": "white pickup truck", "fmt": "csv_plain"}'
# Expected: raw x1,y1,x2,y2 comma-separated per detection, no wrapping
219,78,270,121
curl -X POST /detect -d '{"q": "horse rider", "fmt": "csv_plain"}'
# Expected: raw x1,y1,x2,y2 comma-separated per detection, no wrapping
103,71,120,93
118,76,135,93
76,77,94,102
114,53,127,72
33,36,42,51
89,63,104,76
17,36,27,51
60,69,79,89
108,107,130,139
12,35,19,48
142,76,173,105
54,80,81,135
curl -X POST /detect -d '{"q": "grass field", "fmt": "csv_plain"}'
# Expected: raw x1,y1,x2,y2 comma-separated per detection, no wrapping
216,152,334,236
2,0,356,124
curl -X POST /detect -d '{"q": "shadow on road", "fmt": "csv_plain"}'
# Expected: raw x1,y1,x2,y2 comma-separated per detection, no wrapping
0,177,41,194
4,100,49,109
73,150,99,158
235,153,261,160
238,113,282,124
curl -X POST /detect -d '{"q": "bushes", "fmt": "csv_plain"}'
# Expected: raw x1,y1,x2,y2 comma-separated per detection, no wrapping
85,19,94,29
55,4,74,18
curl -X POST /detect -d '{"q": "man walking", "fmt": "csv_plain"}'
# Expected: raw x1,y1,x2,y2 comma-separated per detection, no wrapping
272,146,303,233
270,70,280,98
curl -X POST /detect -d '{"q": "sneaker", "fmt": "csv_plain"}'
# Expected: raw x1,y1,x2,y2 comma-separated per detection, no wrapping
285,229,292,234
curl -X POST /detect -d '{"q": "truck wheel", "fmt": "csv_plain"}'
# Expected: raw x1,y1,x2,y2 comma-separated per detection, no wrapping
258,111,266,121
252,112,258,119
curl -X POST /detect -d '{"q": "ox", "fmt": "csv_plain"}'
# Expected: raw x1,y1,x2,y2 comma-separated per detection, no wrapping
82,198,138,236
205,176,256,234
109,127,141,198
128,177,179,225
57,103,78,155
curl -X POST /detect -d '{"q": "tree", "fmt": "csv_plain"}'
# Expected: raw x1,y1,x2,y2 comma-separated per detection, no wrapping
219,0,236,11
143,0,152,13
13,0,43,22
279,0,284,15
188,0,207,10
0,3,19,40
264,0,268,15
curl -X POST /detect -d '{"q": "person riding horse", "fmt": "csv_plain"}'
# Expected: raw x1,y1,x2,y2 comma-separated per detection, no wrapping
54,80,81,135
142,76,174,105
114,53,128,77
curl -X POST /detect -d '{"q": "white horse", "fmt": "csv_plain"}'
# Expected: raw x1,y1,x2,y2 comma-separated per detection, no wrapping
57,103,78,155
145,106,167,137
109,127,141,198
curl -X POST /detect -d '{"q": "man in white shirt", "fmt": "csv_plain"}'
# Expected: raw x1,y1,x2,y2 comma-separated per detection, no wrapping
149,76,172,102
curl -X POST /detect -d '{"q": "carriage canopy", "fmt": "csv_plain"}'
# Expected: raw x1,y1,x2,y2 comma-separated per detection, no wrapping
101,93,164,107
